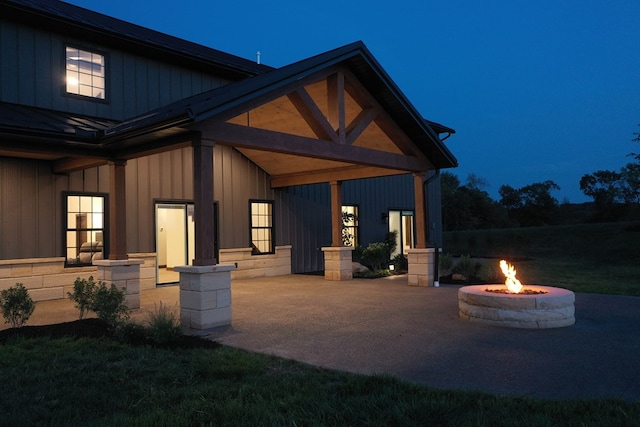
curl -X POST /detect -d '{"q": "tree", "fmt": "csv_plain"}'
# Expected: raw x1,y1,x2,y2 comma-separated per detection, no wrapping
498,180,560,226
579,170,625,221
441,172,509,231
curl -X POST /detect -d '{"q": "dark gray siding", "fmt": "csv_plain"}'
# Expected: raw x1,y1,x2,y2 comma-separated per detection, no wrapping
275,185,332,273
0,19,229,120
276,174,443,274
0,157,67,259
0,145,273,260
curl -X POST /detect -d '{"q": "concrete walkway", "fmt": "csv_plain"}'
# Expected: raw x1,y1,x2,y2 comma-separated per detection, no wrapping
10,274,640,402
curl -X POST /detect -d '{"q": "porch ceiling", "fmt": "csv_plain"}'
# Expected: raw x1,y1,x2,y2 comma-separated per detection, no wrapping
190,67,436,187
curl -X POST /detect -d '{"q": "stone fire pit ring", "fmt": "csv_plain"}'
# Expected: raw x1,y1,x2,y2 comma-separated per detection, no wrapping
459,285,575,329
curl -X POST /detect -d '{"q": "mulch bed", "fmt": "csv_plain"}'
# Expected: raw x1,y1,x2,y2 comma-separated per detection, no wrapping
0,318,220,350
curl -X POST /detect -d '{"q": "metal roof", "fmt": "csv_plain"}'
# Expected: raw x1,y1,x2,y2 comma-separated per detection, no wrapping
104,41,458,168
3,0,273,79
0,2,457,169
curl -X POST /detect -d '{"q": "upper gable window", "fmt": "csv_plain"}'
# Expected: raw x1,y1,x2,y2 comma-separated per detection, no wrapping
65,46,106,100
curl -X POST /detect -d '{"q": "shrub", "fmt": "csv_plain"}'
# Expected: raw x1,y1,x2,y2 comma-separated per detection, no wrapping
68,276,98,320
453,255,481,281
0,283,35,328
391,253,408,272
360,242,389,271
92,282,130,327
146,302,182,344
68,277,130,327
439,253,454,276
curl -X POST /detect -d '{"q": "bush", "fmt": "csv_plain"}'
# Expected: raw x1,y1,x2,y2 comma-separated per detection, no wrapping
392,253,408,272
67,277,129,327
439,253,454,277
452,255,483,282
0,283,35,328
68,276,98,320
146,302,182,344
360,242,389,271
92,282,130,327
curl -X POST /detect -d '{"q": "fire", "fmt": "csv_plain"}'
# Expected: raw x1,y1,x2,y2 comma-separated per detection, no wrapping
499,260,523,293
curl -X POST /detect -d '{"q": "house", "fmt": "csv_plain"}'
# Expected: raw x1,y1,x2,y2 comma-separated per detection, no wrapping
0,0,457,328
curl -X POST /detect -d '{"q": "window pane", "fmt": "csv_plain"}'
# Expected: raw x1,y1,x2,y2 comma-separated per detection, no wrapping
65,194,106,266
66,46,105,100
80,196,92,213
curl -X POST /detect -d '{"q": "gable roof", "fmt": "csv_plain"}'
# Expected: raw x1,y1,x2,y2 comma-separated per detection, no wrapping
0,1,457,173
104,41,457,169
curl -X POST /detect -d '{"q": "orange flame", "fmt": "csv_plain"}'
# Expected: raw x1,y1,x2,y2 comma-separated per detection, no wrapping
499,260,523,293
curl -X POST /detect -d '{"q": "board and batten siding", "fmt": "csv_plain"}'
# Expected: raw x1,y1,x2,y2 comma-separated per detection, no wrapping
125,145,274,254
0,18,230,120
275,173,443,274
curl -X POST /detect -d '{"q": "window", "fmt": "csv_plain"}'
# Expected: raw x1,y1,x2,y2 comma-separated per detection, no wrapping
65,193,107,266
65,46,106,99
250,200,274,254
341,205,359,247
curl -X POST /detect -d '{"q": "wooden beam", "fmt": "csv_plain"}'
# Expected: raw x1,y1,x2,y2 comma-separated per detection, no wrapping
271,166,407,188
192,135,217,266
343,69,428,161
287,88,337,142
108,159,128,260
414,173,426,249
345,108,377,145
330,180,343,247
327,72,346,144
199,122,429,172
53,157,109,174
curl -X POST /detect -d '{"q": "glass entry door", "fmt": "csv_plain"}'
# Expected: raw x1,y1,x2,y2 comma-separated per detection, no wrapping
388,210,414,258
155,203,195,284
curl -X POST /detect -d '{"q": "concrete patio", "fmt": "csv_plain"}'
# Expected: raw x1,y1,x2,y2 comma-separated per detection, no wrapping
6,274,640,402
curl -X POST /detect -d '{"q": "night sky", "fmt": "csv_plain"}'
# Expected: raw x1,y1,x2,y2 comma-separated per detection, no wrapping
67,0,640,202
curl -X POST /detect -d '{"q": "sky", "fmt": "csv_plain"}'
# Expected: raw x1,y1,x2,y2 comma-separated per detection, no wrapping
67,0,640,203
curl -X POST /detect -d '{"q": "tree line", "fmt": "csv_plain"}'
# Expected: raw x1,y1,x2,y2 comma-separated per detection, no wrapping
442,126,640,231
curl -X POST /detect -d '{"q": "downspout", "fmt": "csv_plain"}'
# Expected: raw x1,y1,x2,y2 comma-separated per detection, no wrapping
423,169,441,287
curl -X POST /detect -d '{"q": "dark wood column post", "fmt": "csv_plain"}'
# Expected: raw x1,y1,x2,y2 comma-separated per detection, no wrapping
108,159,128,260
192,135,217,266
414,172,427,249
327,72,346,143
330,180,343,247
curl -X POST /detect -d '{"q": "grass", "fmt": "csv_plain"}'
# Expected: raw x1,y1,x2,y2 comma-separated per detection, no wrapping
442,221,640,295
1,336,638,426
2,221,639,425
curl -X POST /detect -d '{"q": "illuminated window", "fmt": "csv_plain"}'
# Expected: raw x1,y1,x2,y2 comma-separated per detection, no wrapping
250,200,274,254
65,193,108,266
65,46,106,99
341,205,359,247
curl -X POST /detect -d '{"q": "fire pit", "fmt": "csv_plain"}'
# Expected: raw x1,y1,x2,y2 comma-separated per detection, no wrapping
458,260,575,329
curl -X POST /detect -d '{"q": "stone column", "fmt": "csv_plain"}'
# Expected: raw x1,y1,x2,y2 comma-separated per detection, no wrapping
93,259,144,309
321,246,354,281
176,264,236,330
407,248,436,287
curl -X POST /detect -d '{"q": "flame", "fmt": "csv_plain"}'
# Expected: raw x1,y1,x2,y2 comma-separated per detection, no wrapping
499,260,523,293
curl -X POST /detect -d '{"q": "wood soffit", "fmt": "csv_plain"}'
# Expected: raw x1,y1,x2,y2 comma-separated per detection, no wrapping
191,70,435,187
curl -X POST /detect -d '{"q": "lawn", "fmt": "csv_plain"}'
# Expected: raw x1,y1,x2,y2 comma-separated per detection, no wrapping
442,221,640,295
1,336,638,426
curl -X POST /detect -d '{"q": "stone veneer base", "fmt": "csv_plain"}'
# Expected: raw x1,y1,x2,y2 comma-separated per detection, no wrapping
458,284,575,329
321,247,354,281
407,248,435,287
176,264,236,330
